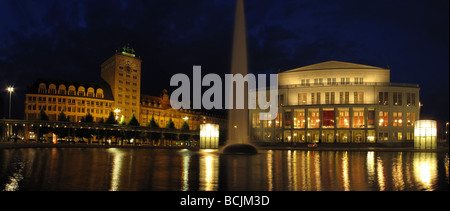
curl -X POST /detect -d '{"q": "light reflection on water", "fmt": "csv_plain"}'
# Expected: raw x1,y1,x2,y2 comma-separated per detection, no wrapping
0,148,448,191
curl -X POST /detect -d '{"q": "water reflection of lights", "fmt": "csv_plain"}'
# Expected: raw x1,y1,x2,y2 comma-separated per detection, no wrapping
180,149,191,191
392,152,405,190
376,157,385,191
3,162,24,191
287,150,292,190
413,153,437,191
342,152,350,191
292,151,298,191
366,151,375,183
313,151,321,191
199,154,218,191
266,150,274,191
446,154,449,184
108,148,125,191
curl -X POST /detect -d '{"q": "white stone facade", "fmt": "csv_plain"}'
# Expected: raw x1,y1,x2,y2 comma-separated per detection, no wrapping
250,61,420,144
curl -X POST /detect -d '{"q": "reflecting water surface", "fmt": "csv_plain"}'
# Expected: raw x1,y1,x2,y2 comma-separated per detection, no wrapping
0,148,448,191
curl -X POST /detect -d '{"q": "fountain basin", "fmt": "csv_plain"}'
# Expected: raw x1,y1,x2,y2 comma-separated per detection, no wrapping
222,144,258,155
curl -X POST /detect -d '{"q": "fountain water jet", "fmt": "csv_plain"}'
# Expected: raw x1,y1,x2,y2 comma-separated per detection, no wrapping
222,0,258,155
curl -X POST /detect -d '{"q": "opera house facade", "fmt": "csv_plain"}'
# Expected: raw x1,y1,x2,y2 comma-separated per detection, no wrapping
250,61,420,144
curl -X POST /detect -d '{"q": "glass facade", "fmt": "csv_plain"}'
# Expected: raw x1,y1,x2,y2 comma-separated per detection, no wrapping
250,108,417,144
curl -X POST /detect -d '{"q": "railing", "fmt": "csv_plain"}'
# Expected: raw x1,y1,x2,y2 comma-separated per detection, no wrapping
279,82,419,89
0,119,199,136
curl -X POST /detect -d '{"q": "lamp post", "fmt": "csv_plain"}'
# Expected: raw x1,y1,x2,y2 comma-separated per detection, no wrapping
114,109,121,120
446,122,449,143
7,87,14,119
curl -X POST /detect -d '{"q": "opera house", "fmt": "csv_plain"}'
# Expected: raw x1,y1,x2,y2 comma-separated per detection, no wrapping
250,61,420,144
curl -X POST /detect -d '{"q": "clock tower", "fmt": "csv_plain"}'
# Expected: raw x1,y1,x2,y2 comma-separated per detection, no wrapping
101,44,142,123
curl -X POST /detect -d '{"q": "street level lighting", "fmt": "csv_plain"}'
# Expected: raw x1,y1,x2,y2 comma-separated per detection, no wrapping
7,86,14,119
114,109,121,120
446,122,449,143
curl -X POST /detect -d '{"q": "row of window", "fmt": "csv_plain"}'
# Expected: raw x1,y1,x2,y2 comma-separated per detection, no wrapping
118,87,138,93
252,109,416,129
279,91,417,106
300,77,364,86
27,97,112,107
118,72,138,79
117,101,137,106
118,66,138,73
28,104,111,115
378,92,416,106
37,83,104,99
118,79,138,86
294,91,364,105
253,130,414,143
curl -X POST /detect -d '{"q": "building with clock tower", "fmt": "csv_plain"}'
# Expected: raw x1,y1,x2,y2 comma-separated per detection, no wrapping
23,44,227,134
101,44,142,122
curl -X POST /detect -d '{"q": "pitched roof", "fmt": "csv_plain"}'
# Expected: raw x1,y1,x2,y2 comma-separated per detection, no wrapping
140,94,171,109
27,78,114,101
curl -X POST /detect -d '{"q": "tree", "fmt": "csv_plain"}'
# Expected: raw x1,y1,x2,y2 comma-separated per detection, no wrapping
164,118,177,145
181,121,190,131
38,109,49,121
127,113,140,126
57,111,68,122
125,114,140,144
35,109,50,142
166,118,175,129
147,115,159,128
147,116,161,145
83,113,94,123
105,111,118,124
179,121,191,142
54,111,69,139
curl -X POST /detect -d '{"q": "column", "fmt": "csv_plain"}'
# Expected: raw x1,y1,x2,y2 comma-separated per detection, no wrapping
334,107,338,143
349,107,354,143
319,107,323,143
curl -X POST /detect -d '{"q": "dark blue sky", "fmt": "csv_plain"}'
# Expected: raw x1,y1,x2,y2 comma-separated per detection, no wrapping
0,0,448,126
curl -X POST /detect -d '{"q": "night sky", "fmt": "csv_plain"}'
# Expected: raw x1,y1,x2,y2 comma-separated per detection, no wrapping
0,0,448,129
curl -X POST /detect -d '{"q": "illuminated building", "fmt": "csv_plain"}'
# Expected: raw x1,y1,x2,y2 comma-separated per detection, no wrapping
24,45,226,134
250,61,420,143
414,120,437,149
199,124,220,149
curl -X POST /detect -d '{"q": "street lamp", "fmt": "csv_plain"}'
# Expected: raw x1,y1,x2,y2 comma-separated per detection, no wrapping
7,86,14,119
446,122,449,143
114,109,121,120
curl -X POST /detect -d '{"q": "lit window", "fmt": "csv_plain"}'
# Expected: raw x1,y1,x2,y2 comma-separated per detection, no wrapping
379,111,389,127
308,109,320,129
353,110,365,128
338,109,349,128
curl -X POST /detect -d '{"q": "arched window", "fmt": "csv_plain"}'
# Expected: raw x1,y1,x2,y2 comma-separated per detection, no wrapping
58,84,66,95
49,84,57,94
68,86,76,96
96,88,104,98
78,87,85,97
87,87,95,98
38,83,47,94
